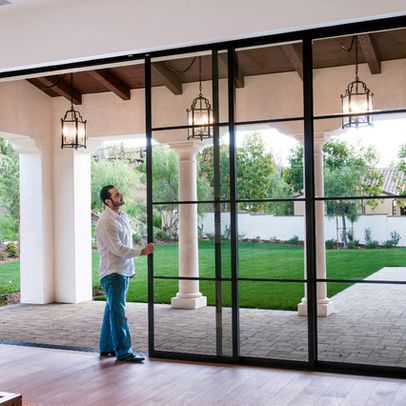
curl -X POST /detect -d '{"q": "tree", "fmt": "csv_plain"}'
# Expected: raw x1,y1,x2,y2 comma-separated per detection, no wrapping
267,171,294,215
283,145,304,195
199,132,293,214
284,139,382,246
198,144,230,211
145,144,211,237
397,143,406,210
91,158,145,236
0,138,19,240
237,132,276,212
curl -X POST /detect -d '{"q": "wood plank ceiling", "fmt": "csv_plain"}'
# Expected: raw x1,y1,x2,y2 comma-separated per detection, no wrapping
28,29,406,105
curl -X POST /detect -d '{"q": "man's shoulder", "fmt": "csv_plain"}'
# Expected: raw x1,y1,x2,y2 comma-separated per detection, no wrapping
96,210,114,227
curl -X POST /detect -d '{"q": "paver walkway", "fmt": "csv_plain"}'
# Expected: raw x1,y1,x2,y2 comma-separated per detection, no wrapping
1,267,406,367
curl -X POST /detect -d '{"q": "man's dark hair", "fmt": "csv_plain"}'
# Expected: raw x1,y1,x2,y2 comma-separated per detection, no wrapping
100,185,115,205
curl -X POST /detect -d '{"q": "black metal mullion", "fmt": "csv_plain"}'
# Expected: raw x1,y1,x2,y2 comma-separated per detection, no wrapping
303,37,318,369
228,46,240,362
212,49,223,357
145,54,154,356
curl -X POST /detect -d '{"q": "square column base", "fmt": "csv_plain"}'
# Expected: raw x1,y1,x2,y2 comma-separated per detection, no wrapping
171,295,207,309
297,299,334,317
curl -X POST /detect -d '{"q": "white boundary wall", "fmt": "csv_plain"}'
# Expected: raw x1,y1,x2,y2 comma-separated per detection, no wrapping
200,213,406,246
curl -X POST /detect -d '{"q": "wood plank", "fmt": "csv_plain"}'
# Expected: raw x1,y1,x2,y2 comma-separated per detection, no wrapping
3,344,406,406
152,62,183,95
281,44,303,80
219,53,245,88
34,76,82,105
358,34,382,74
88,70,131,100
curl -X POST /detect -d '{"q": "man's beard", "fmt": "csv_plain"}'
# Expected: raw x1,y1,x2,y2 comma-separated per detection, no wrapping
112,199,124,208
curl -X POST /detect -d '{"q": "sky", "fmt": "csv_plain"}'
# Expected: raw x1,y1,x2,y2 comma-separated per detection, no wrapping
101,116,406,169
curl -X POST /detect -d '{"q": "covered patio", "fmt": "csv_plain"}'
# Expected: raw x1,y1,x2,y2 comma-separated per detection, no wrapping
1,267,406,367
0,5,405,378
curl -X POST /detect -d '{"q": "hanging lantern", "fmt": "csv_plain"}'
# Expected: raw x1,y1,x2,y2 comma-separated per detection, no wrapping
61,73,87,149
186,56,213,140
341,36,374,128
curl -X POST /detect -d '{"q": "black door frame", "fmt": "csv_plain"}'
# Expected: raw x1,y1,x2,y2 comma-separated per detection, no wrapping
2,14,406,379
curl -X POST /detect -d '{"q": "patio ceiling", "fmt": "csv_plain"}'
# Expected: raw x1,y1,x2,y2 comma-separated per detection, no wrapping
27,28,406,105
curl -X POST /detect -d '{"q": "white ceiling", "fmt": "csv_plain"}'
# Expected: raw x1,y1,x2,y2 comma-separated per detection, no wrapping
0,0,405,75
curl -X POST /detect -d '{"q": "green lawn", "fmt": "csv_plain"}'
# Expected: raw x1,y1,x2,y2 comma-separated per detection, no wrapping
1,241,406,310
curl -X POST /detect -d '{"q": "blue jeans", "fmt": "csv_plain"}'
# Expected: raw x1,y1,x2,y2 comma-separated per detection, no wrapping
99,273,134,359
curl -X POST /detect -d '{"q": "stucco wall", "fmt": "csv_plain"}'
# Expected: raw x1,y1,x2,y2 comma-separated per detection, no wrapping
200,212,406,246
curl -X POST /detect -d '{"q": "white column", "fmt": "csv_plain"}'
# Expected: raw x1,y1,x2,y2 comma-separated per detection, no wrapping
298,134,334,316
169,141,207,309
11,136,54,304
53,147,92,303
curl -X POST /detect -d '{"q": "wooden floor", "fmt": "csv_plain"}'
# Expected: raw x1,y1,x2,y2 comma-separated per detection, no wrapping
1,345,406,406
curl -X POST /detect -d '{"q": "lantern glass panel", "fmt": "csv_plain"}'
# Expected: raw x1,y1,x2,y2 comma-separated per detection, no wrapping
62,121,76,145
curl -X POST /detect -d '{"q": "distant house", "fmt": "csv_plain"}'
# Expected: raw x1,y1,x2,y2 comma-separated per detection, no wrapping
293,168,405,216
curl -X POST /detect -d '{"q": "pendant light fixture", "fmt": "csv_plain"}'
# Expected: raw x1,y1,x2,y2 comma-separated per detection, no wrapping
186,56,213,140
61,73,87,149
340,35,374,128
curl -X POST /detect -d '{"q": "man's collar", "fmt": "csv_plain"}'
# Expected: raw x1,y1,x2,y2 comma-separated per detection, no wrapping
106,207,121,218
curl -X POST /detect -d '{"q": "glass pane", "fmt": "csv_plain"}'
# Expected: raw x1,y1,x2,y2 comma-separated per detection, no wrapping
151,50,228,129
152,203,232,279
236,122,304,200
318,281,406,367
316,198,406,281
314,114,406,199
152,127,230,203
239,281,308,361
235,41,304,122
153,280,233,356
238,202,305,280
313,28,406,117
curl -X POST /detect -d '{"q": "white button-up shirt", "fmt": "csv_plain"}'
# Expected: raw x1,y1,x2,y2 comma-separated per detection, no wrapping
96,207,141,279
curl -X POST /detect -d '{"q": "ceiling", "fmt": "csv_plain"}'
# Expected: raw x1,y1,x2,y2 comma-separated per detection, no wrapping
27,28,406,105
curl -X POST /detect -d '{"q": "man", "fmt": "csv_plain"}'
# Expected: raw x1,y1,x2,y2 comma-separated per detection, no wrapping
96,185,154,363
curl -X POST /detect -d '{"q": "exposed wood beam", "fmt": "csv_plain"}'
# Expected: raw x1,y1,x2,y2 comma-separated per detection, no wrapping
358,34,381,74
152,62,182,95
34,76,82,105
88,70,131,100
218,53,245,88
281,44,303,80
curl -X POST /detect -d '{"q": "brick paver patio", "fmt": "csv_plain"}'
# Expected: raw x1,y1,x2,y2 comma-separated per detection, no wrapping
1,267,406,367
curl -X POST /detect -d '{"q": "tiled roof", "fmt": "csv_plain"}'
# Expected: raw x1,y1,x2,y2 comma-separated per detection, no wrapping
378,168,405,195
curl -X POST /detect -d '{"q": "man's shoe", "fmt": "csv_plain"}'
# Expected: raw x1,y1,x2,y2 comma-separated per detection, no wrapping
100,351,115,357
117,352,145,363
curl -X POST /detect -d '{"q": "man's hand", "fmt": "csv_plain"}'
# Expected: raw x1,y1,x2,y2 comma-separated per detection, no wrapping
141,243,154,256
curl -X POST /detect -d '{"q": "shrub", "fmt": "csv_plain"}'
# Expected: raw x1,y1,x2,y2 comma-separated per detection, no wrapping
364,228,379,249
366,240,380,249
382,231,401,248
364,228,372,244
382,240,396,248
6,242,18,258
0,252,5,260
0,216,19,241
346,240,359,249
390,230,401,246
222,225,231,240
287,235,300,245
153,214,162,229
325,239,337,249
155,229,172,241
